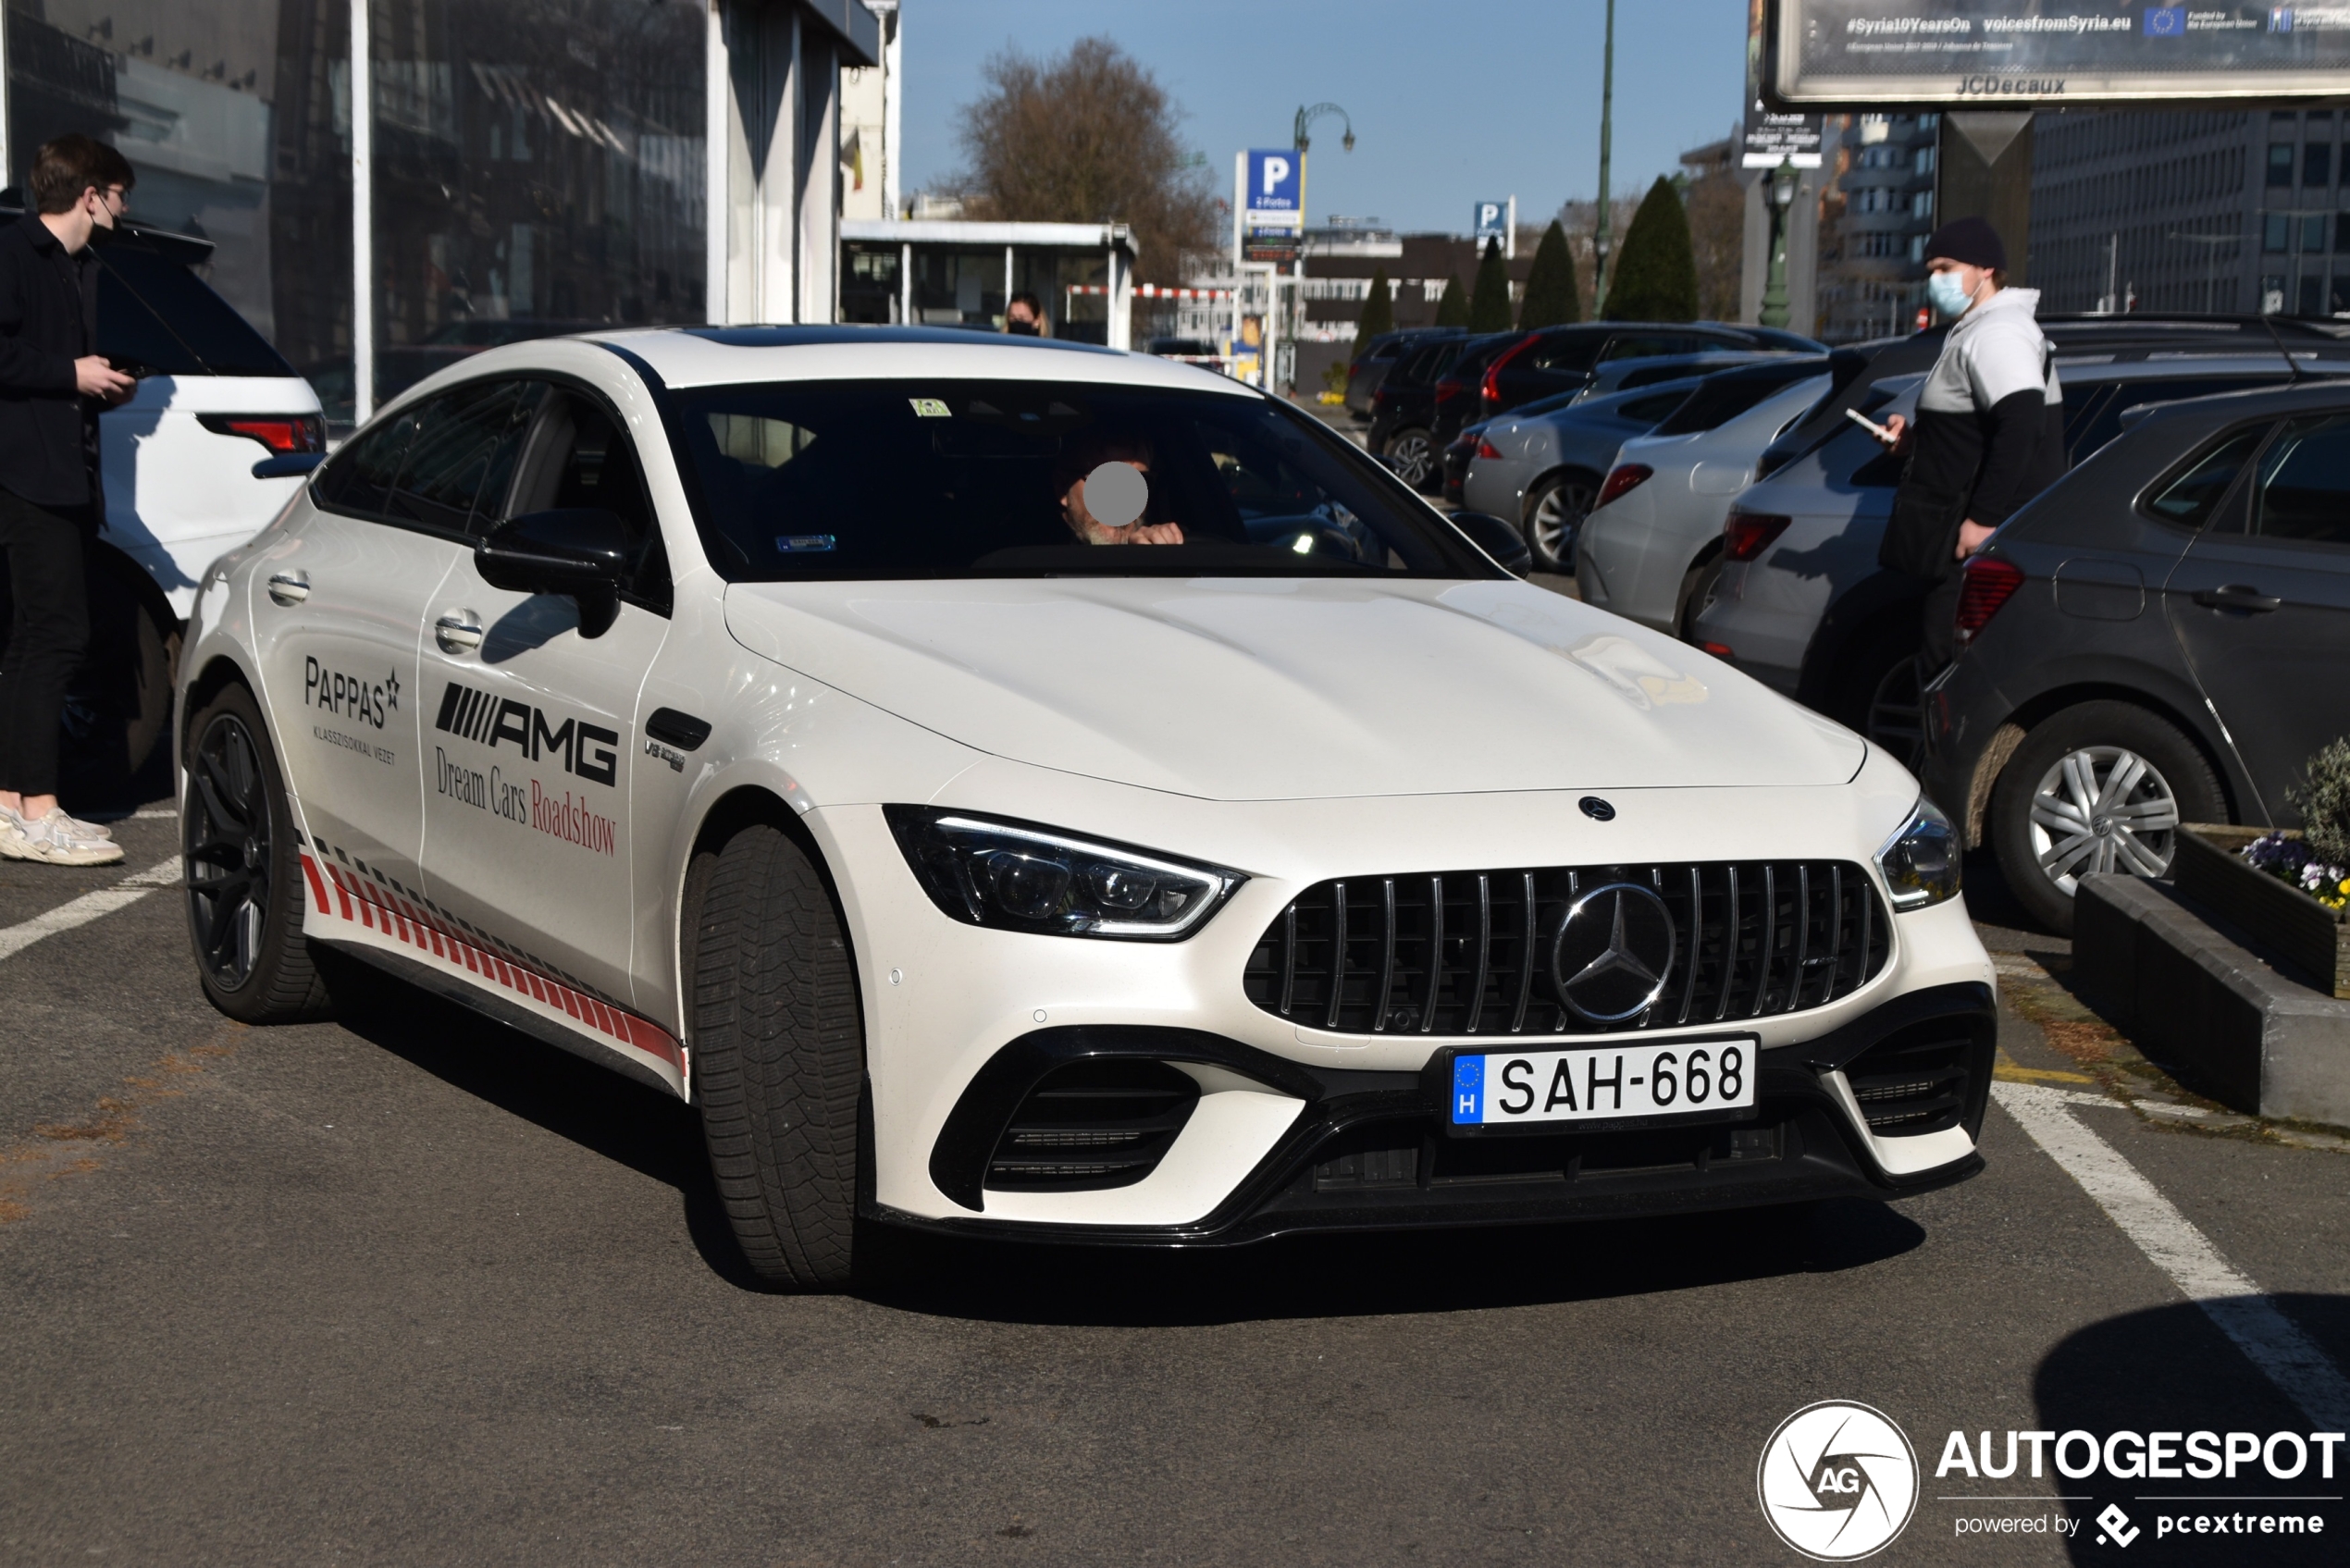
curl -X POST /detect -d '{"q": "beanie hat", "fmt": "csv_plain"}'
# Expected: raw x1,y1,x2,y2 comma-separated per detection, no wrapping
1923,216,2006,271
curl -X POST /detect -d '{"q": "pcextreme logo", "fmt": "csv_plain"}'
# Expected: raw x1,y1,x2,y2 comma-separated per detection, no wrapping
1759,1401,1920,1562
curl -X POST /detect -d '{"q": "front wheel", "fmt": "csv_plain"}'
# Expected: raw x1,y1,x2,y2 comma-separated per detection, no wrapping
689,819,865,1290
1523,473,1597,574
1990,700,2225,934
183,683,335,1022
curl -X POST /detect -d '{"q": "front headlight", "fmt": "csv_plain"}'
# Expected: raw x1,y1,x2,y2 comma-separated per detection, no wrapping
884,808,1243,941
1876,796,1960,911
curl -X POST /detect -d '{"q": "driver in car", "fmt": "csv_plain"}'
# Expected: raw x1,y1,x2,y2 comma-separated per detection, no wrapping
1056,430,1185,545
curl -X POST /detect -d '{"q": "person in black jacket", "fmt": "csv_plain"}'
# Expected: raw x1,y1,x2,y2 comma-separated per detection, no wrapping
0,134,136,866
1872,216,2065,677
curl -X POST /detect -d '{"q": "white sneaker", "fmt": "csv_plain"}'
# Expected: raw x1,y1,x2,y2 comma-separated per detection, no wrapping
0,801,111,842
5,807,125,866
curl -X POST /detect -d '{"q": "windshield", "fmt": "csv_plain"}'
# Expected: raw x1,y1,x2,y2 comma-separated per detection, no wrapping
666,379,1502,581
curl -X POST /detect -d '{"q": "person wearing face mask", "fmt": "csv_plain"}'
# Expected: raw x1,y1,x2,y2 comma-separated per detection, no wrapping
1870,216,2063,676
0,134,137,866
1005,291,1046,337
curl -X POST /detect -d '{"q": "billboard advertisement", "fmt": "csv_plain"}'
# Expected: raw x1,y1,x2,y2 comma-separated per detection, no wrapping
1771,1,2350,105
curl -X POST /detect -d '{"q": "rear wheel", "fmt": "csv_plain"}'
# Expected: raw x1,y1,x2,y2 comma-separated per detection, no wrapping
1827,626,1924,770
1385,427,1437,492
689,819,864,1290
1990,701,2224,934
1676,553,1724,640
1523,473,1597,574
183,683,334,1022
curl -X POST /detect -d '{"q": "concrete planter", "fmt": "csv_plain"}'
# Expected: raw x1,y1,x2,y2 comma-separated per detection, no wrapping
2075,872,2350,1127
2174,823,2350,1000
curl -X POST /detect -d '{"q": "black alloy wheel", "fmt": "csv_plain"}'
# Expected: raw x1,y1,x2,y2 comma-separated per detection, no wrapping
183,683,334,1022
1866,657,1925,772
1386,428,1437,492
1523,473,1597,574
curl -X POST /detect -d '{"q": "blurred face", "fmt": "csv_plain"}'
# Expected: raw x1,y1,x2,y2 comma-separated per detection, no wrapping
1008,299,1040,329
1062,459,1150,543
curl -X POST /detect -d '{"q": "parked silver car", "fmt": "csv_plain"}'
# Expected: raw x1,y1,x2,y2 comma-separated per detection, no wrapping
1693,350,2345,761
1575,365,1834,636
1457,379,1707,573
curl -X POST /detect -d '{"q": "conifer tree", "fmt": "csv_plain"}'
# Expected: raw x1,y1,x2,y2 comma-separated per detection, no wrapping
1434,274,1470,327
1467,237,1514,333
1602,176,1701,322
1358,265,1395,341
1516,220,1580,328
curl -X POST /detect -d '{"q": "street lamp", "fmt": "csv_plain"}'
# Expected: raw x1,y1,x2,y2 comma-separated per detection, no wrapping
1293,103,1354,154
1760,156,1797,329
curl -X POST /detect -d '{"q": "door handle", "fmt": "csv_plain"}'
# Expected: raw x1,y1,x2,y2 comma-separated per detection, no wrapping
2192,584,2283,612
266,570,310,606
435,610,485,653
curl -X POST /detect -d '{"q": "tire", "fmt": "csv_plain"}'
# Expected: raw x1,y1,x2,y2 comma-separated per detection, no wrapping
1827,627,1924,771
1386,427,1437,493
1990,700,2225,934
689,819,864,1290
1676,553,1724,641
182,682,335,1022
1523,472,1598,574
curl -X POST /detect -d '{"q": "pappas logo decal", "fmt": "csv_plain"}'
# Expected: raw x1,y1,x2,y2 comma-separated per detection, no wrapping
435,682,619,786
1759,1401,1918,1562
304,657,398,730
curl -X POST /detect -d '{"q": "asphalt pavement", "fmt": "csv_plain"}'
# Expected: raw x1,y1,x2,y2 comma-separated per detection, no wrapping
4,809,2347,1567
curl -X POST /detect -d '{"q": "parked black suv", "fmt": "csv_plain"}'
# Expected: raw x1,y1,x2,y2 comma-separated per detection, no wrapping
1369,332,1503,490
1462,322,1824,424
1344,327,1461,418
1921,376,2350,932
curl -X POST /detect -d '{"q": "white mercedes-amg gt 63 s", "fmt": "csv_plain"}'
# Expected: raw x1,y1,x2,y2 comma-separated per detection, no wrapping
175,327,1994,1289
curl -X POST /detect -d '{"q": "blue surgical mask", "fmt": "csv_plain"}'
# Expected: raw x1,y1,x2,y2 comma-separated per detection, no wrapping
1928,270,1977,319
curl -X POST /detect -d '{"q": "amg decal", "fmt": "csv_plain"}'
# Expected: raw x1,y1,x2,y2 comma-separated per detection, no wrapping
304,656,398,729
434,681,619,786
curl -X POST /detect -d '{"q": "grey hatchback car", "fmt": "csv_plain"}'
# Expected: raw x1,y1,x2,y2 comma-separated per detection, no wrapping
1919,378,2350,932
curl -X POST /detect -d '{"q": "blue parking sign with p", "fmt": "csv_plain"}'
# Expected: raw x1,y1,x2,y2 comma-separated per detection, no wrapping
1248,149,1300,214
1452,1055,1483,1124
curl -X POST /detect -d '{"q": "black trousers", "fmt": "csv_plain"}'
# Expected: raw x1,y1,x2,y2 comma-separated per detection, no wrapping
0,488,94,796
1919,570,1963,677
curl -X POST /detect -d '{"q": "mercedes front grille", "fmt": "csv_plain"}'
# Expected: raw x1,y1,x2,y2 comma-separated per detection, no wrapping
1242,862,1891,1036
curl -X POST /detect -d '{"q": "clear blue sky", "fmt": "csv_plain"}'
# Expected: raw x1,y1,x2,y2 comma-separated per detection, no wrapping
897,0,1753,234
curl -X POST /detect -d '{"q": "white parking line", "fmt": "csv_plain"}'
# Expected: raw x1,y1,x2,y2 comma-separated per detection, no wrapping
0,856,181,964
1994,1080,2350,1431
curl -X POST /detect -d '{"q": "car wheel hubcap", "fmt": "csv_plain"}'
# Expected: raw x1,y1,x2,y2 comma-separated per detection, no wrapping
2026,744,2182,896
1392,437,1431,486
186,714,272,989
1531,484,1593,564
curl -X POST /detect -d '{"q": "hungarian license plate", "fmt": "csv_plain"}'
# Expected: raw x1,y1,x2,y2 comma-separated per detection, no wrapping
1447,1036,1759,1131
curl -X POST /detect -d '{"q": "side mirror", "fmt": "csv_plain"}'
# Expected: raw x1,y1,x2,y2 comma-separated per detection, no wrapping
476,507,627,637
1451,510,1533,576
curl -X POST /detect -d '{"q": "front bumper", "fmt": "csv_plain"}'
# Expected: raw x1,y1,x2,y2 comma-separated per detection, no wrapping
871,982,1993,1248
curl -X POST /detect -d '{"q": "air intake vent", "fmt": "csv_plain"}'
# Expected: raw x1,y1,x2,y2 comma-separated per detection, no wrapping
984,1060,1201,1191
1243,861,1889,1036
1844,1031,1974,1136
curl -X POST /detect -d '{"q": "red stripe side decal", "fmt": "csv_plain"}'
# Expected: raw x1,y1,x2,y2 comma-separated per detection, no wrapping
308,848,680,1069
300,854,331,914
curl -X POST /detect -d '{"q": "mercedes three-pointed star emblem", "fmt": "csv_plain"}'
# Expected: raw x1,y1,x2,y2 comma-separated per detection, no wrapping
1551,882,1677,1023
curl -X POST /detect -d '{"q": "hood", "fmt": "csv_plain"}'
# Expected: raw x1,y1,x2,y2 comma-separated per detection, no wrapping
723,578,1866,802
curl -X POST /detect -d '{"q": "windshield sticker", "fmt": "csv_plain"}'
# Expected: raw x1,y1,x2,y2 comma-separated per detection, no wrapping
776,534,836,552
909,397,951,418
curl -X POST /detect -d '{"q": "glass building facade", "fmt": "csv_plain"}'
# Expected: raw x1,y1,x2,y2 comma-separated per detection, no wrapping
5,0,873,426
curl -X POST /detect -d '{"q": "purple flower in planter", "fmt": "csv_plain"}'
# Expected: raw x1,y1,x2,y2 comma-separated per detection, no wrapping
2243,831,2313,874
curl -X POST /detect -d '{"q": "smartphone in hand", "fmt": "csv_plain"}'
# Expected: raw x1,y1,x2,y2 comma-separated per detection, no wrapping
1844,405,1893,443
